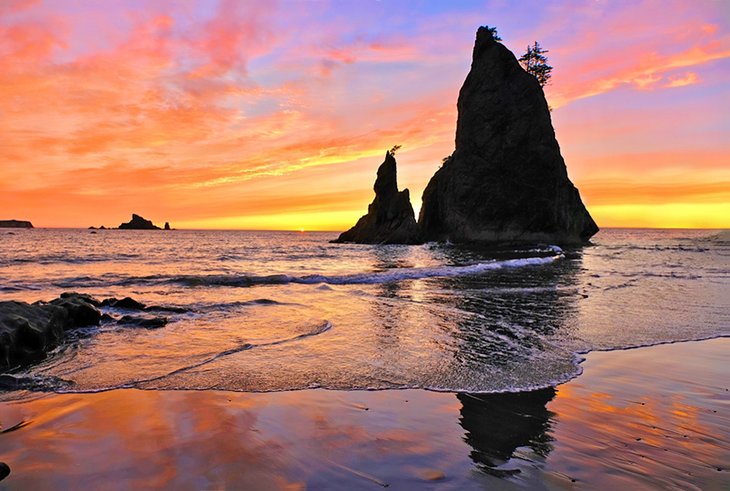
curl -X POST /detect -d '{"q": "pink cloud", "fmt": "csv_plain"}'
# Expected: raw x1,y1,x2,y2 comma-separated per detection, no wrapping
0,0,39,15
665,71,700,88
186,0,279,78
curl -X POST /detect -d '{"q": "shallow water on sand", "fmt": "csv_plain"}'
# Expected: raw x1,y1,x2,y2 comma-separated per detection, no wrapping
0,228,727,393
0,339,727,490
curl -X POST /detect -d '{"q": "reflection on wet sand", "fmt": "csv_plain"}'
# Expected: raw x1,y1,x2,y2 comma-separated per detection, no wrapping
458,388,555,476
1,386,562,490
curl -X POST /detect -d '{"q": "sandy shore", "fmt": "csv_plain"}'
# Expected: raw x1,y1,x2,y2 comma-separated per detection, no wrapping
0,338,727,490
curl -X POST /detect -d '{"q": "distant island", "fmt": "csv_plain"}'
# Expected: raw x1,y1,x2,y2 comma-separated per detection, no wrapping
117,214,170,230
335,26,598,245
0,220,33,229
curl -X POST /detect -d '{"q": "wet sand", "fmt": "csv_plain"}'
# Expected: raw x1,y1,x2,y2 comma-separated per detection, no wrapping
0,338,727,490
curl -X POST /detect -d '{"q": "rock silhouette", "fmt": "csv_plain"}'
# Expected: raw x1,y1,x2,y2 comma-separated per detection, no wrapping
118,214,161,230
0,220,33,228
338,27,597,245
419,27,598,243
333,151,419,244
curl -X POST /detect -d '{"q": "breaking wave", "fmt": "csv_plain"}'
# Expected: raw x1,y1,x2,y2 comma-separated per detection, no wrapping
120,254,562,288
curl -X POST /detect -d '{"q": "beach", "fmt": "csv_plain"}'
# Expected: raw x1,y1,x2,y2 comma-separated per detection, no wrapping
1,338,726,489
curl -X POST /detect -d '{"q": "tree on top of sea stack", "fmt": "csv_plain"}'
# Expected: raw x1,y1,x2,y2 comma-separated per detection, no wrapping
519,41,553,87
418,26,598,244
483,25,502,42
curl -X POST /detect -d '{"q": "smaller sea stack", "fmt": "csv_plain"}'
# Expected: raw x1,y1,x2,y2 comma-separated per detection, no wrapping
333,151,419,244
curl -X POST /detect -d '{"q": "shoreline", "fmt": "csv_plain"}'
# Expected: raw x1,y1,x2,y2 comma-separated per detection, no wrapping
0,337,727,489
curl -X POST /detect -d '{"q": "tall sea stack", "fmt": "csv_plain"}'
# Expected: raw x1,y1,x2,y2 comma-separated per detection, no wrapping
418,27,598,243
333,151,419,244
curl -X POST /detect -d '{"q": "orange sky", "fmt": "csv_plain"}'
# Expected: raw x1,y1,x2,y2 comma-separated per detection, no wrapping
1,0,728,230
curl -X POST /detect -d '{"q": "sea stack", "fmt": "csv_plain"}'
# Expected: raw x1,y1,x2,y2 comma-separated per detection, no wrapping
418,27,598,243
118,214,161,230
333,151,419,244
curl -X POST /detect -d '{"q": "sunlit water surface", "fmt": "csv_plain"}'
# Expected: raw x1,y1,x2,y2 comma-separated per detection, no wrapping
0,228,727,393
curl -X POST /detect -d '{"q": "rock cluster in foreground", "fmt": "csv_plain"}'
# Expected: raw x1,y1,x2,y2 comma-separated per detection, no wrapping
337,27,598,245
333,151,419,244
0,220,33,229
0,293,100,368
0,293,175,371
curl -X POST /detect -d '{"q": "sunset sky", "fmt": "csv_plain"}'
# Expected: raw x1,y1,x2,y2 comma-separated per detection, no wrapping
1,0,728,230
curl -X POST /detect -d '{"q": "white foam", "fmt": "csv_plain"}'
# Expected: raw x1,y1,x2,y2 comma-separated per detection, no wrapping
293,255,562,285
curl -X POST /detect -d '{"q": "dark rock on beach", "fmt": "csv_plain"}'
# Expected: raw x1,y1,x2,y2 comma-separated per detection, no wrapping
0,293,100,368
0,220,33,229
50,294,102,327
118,214,161,230
0,462,10,481
419,27,598,244
101,297,146,310
59,291,100,306
145,305,188,314
118,315,168,329
0,293,180,373
333,151,420,244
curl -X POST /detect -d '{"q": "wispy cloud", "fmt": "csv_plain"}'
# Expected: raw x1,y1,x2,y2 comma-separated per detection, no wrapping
665,71,700,88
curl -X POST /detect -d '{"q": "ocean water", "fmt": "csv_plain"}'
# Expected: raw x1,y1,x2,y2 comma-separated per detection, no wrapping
0,228,727,394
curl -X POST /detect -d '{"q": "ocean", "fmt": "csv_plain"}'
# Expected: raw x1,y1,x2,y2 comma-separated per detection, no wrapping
0,228,728,394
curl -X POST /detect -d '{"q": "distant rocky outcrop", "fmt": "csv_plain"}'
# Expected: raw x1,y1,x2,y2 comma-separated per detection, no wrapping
333,151,419,244
0,220,33,229
164,222,171,230
418,27,598,243
118,214,161,230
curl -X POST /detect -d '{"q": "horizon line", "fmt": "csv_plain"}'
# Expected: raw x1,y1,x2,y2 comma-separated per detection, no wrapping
8,226,728,232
